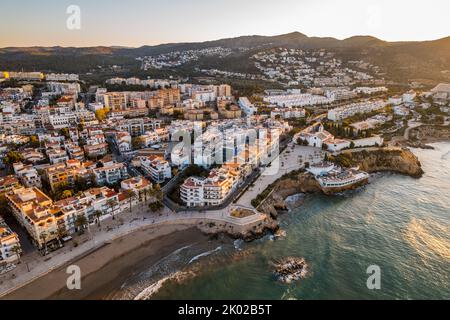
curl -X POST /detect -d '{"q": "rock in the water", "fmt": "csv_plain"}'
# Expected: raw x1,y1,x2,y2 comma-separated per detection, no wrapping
273,257,308,284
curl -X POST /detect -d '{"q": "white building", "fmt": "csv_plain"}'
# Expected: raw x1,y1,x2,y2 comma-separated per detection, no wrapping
271,108,305,119
93,162,129,186
139,156,172,184
328,100,386,121
13,163,42,189
180,164,240,207
238,97,257,115
264,94,333,108
0,217,21,264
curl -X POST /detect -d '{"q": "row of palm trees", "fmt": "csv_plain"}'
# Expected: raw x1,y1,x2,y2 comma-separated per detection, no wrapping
32,184,165,257
80,184,164,229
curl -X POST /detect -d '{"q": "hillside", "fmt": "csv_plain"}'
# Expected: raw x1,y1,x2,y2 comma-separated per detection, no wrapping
1,32,449,82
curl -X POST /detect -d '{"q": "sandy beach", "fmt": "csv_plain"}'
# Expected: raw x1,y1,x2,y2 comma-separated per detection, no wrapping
3,224,209,300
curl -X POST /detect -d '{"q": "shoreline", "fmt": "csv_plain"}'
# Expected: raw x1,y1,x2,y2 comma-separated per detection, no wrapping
0,206,274,299
3,224,209,300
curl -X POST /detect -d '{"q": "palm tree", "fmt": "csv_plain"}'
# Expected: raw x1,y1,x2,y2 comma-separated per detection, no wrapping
106,199,118,220
124,190,137,213
143,186,152,203
94,210,102,226
75,215,88,234
152,184,163,201
11,245,22,264
56,226,67,246
40,232,48,255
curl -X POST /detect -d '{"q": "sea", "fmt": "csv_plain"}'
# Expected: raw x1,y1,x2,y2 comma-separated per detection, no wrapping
107,142,450,300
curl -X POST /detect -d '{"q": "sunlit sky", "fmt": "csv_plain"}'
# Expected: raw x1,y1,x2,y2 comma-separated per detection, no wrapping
2,0,450,47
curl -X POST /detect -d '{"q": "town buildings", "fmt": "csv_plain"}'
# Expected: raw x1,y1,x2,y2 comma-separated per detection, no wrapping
328,100,387,121
0,217,21,265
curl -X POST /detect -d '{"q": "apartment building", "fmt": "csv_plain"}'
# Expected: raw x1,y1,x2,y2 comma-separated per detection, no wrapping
238,97,257,116
139,155,172,184
84,143,109,159
65,143,85,161
264,94,333,108
114,118,162,137
93,162,129,186
21,148,46,163
43,160,92,192
120,176,152,197
13,163,42,189
0,176,21,195
114,131,132,154
47,148,69,164
54,186,119,231
6,187,59,249
271,108,306,119
0,217,21,265
180,164,240,207
103,92,128,111
327,100,386,121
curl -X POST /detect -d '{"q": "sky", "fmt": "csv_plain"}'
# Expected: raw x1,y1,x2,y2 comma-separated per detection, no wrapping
1,0,450,47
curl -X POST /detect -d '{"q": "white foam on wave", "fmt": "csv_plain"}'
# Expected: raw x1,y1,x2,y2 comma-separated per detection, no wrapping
188,246,222,264
133,271,187,300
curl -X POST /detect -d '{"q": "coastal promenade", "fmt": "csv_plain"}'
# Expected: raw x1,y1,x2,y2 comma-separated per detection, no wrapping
237,144,324,208
0,205,266,298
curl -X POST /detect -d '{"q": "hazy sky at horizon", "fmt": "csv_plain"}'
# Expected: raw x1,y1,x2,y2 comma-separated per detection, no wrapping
2,0,450,47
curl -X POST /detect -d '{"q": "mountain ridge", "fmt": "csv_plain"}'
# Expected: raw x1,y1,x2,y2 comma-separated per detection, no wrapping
1,32,449,82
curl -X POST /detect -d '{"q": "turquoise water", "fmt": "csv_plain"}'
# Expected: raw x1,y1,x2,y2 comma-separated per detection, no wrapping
119,143,450,300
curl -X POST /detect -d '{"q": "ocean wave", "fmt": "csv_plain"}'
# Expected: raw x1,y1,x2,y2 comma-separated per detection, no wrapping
189,246,222,264
133,271,193,300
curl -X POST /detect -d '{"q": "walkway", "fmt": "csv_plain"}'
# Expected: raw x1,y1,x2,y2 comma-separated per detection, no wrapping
0,204,265,298
237,144,325,208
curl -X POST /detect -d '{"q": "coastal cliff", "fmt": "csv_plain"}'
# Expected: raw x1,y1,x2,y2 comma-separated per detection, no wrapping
258,147,423,215
196,216,279,242
331,147,424,178
409,125,450,144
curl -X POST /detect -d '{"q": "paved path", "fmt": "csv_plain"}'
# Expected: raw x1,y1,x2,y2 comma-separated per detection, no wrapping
404,121,423,140
237,144,325,208
0,204,265,297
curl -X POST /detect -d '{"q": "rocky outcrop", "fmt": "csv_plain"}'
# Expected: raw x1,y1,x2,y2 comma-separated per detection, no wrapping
197,216,279,242
258,172,321,216
409,125,450,144
273,257,308,284
257,147,423,215
333,147,424,178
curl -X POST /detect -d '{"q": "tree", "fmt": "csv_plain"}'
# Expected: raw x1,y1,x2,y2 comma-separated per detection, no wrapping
106,199,118,220
61,190,73,200
28,135,40,148
148,201,164,213
132,137,143,150
40,232,48,254
75,215,88,234
124,190,137,213
95,108,108,121
152,184,163,201
11,245,22,264
94,210,103,226
60,128,70,139
4,151,24,165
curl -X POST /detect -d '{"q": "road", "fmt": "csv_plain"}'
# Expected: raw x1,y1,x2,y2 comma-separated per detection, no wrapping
404,120,423,140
